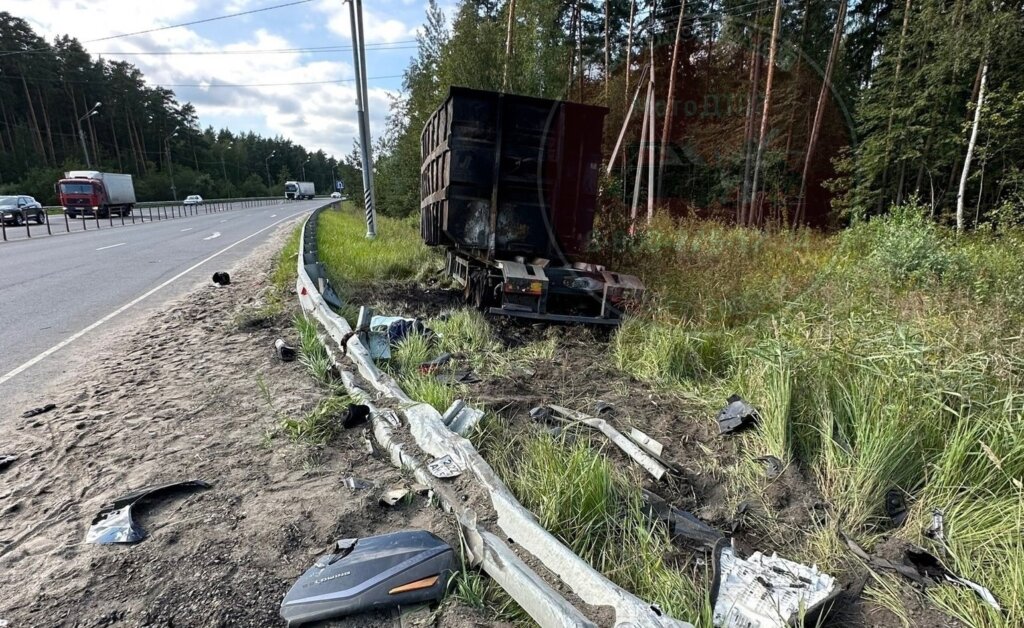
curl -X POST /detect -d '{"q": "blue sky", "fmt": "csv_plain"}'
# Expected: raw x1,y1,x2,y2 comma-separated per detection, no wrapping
8,0,452,159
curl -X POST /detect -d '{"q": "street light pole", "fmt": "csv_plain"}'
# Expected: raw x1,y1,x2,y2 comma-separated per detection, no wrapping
166,126,180,201
77,102,101,168
265,151,276,189
347,0,377,238
302,158,310,181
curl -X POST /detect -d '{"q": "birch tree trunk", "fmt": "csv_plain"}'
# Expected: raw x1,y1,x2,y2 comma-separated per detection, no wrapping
625,0,636,103
658,0,687,196
604,0,610,102
502,0,517,91
739,14,763,225
956,59,987,233
749,0,783,226
796,0,848,225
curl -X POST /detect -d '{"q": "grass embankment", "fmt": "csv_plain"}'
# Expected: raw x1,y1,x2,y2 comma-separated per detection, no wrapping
602,204,1024,627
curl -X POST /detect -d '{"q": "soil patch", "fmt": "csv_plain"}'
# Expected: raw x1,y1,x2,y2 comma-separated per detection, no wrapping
0,226,483,627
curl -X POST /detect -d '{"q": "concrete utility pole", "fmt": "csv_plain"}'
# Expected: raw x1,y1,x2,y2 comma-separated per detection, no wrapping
347,0,377,238
166,125,180,201
77,102,101,168
265,151,276,188
302,158,310,181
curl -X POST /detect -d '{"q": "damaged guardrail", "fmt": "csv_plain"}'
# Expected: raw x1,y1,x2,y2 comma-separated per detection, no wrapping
295,205,691,628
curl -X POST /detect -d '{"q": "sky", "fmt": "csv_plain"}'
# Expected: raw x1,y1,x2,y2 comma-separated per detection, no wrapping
6,0,450,161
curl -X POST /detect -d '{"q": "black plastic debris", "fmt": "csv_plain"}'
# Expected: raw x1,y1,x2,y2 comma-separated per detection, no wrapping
0,454,18,471
274,339,297,362
341,404,370,429
594,400,615,416
716,394,761,435
841,532,1001,612
86,480,210,544
528,406,553,423
211,271,231,286
344,477,374,490
754,455,783,479
885,489,908,528
642,490,723,551
924,509,945,542
418,353,452,374
21,404,56,419
280,530,455,626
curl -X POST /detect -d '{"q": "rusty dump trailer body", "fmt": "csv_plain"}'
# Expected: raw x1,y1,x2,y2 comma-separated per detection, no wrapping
420,87,643,324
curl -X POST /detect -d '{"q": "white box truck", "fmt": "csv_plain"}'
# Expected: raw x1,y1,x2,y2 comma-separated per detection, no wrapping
284,181,315,200
58,171,136,218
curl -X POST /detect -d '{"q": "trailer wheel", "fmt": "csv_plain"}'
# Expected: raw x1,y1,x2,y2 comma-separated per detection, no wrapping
466,269,493,310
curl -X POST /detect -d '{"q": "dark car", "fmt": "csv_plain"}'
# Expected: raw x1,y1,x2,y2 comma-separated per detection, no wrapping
0,195,46,226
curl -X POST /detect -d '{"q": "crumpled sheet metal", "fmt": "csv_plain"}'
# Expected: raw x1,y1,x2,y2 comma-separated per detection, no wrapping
713,545,838,628
86,480,210,544
296,215,690,628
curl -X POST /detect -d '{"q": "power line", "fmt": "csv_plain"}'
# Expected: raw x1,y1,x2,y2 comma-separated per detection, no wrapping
0,74,404,88
86,0,317,43
0,0,317,58
0,41,419,56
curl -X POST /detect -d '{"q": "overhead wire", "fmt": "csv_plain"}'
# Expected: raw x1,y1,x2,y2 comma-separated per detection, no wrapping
0,74,404,88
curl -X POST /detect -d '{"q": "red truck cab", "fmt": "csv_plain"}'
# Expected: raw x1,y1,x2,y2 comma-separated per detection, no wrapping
57,171,136,218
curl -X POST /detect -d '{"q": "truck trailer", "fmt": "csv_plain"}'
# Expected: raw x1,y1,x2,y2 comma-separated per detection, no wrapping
58,171,136,218
285,181,315,200
420,87,644,325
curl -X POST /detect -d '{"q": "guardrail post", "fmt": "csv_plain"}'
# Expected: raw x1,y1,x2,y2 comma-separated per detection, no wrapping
108,211,114,228
64,211,69,233
95,211,100,230
120,210,125,226
1,219,6,241
45,212,52,236
24,217,30,238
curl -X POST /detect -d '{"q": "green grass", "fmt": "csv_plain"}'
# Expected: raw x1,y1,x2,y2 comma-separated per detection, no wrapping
294,313,336,386
233,224,302,329
316,205,436,292
278,394,352,445
597,204,1024,626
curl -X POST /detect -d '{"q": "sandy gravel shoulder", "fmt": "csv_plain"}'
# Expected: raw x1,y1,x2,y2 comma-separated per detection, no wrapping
0,223,472,627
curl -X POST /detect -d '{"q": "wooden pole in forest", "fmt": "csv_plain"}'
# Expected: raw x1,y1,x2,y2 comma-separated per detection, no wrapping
632,83,652,230
625,0,637,103
739,8,763,225
605,0,611,102
749,0,783,227
647,41,656,223
658,0,687,197
502,0,517,92
796,0,847,225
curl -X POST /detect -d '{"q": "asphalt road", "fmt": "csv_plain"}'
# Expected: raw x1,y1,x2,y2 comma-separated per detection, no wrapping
0,198,321,406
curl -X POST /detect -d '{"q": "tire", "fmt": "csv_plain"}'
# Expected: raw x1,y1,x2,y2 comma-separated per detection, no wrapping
14,213,25,227
123,206,132,217
35,211,45,224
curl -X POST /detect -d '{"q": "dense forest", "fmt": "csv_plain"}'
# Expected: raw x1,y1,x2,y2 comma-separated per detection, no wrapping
0,12,361,205
375,0,1024,229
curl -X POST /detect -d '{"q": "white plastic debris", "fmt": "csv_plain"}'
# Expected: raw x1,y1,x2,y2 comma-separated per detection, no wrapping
428,454,464,479
713,545,837,628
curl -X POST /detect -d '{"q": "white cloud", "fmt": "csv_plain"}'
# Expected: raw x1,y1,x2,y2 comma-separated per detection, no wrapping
5,1,406,159
316,0,414,44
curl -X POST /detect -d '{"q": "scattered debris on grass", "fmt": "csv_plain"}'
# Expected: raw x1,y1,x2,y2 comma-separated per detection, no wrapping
715,394,760,435
211,271,231,286
274,338,296,361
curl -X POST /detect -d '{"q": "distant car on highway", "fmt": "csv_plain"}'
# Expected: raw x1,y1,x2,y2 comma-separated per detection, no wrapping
183,195,203,206
330,192,342,199
0,195,46,226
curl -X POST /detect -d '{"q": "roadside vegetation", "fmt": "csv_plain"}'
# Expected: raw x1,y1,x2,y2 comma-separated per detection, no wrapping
233,224,302,329
597,201,1024,626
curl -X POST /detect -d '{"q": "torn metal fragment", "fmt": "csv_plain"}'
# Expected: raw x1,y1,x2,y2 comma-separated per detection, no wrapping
280,530,455,627
86,480,210,544
642,490,723,551
924,509,944,542
21,404,56,419
447,406,484,437
427,454,464,479
344,477,374,490
716,394,760,435
629,428,664,457
0,454,17,471
594,400,615,416
528,406,553,423
712,543,838,628
380,488,411,506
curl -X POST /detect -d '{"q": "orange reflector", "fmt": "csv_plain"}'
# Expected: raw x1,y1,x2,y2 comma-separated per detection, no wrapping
529,281,543,295
388,575,439,595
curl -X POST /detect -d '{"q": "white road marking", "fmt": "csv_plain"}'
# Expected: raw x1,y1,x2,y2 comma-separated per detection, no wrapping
203,232,221,241
96,242,126,251
270,214,277,217
180,227,193,232
0,211,307,386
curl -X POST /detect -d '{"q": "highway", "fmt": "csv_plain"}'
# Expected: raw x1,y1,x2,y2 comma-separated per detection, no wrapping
0,198,321,408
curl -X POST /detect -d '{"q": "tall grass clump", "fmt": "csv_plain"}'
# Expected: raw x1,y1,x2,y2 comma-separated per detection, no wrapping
494,427,711,623
294,314,335,385
316,206,437,292
614,316,736,384
279,394,351,445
